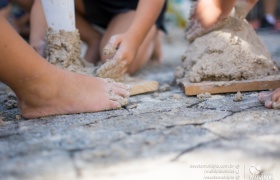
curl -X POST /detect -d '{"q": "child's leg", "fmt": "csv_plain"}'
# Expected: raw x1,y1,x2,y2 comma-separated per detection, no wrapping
100,11,159,74
151,31,163,65
29,0,47,56
13,0,34,12
0,3,11,18
75,0,102,64
0,17,129,119
263,0,277,20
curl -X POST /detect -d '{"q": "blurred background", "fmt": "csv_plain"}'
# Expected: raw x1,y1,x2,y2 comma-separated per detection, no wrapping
1,0,280,41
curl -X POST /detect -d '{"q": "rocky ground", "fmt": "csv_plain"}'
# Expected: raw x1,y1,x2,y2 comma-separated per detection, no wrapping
0,29,280,180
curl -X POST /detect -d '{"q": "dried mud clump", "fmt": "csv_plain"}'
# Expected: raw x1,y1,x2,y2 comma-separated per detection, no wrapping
45,27,93,74
176,13,278,83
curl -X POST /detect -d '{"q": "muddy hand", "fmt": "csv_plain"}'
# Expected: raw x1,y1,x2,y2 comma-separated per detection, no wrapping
96,57,127,82
186,1,230,42
96,38,128,82
235,0,258,18
258,89,280,109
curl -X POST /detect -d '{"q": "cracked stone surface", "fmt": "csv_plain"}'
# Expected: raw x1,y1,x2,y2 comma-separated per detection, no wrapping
0,30,280,180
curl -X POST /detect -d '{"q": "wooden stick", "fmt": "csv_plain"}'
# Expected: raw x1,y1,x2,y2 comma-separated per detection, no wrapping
182,78,280,96
126,80,159,96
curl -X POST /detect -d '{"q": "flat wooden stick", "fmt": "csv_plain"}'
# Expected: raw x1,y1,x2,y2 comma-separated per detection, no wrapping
125,80,159,96
181,78,280,96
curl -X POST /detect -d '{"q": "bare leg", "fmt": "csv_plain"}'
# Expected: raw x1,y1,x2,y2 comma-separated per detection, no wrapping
75,0,103,64
151,30,163,65
29,0,47,56
0,17,130,119
262,0,277,25
13,0,34,12
0,4,11,18
263,0,276,16
100,11,159,74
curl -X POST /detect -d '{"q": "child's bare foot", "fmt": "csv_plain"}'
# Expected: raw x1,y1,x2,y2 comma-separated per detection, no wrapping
258,89,280,109
17,68,130,119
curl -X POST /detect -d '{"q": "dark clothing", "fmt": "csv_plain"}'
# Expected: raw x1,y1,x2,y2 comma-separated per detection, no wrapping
0,0,9,9
83,0,166,32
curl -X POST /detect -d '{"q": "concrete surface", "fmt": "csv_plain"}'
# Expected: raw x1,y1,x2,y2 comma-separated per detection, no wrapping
0,29,280,180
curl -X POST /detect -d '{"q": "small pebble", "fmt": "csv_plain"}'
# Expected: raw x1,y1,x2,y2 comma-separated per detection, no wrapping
197,92,212,101
153,92,159,97
159,84,171,92
233,91,243,102
171,94,182,100
127,103,137,109
16,115,21,120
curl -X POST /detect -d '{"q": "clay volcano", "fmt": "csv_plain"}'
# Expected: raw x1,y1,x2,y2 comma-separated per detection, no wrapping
176,14,279,83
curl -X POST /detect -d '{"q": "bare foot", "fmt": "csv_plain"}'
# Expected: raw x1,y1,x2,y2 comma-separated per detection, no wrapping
17,68,130,119
258,89,280,109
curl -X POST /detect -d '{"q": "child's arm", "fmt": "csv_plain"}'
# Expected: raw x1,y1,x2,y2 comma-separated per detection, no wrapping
105,0,165,67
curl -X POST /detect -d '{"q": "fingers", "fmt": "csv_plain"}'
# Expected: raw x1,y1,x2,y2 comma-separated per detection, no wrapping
185,1,198,32
271,89,280,102
258,89,280,109
264,101,273,109
186,20,203,42
258,92,273,104
235,0,258,18
257,91,273,108
272,102,280,109
103,35,120,56
186,17,229,42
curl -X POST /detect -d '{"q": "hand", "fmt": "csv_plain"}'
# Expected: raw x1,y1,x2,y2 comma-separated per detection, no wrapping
97,33,139,80
235,0,258,18
186,0,235,42
104,33,139,68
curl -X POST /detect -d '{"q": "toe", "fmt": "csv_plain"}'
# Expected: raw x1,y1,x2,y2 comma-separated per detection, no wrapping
271,88,280,102
113,82,131,91
109,94,129,106
112,87,130,98
264,100,273,109
108,100,122,110
258,92,272,104
272,102,280,109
